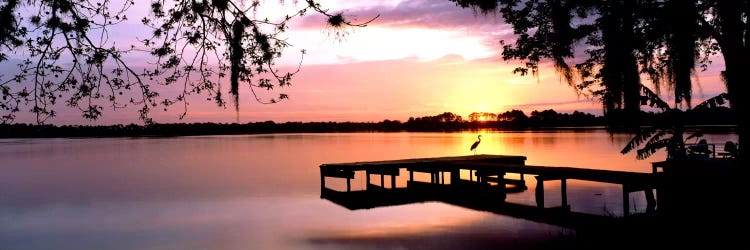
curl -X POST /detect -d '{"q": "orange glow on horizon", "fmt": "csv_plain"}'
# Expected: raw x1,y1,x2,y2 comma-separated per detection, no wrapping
36,56,606,125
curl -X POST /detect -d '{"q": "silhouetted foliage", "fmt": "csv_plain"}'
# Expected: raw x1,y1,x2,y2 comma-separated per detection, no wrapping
621,85,731,159
405,112,465,131
1,108,735,138
0,120,400,138
452,0,748,160
497,109,527,121
530,110,602,127
0,0,376,124
468,112,497,122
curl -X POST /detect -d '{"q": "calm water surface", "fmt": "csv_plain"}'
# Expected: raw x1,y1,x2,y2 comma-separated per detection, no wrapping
0,130,737,249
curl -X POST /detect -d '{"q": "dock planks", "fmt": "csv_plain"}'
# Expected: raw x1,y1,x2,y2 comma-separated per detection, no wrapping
320,154,659,218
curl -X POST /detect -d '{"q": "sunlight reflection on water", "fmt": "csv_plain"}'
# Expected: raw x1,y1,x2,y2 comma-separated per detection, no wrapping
0,130,736,249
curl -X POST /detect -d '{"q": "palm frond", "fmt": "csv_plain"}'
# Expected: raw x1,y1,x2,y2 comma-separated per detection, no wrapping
644,129,667,148
621,127,659,154
693,93,728,110
640,84,671,112
686,131,704,141
636,138,670,160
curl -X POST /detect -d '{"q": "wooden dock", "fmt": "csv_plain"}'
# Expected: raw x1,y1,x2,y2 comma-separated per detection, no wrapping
320,155,660,222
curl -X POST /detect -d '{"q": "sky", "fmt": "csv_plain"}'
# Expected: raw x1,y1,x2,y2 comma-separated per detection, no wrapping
6,0,729,125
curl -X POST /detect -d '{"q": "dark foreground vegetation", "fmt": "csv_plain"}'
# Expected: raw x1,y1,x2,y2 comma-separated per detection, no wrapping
0,108,736,138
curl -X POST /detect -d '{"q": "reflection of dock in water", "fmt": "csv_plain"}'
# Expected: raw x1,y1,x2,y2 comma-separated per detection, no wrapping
320,155,660,229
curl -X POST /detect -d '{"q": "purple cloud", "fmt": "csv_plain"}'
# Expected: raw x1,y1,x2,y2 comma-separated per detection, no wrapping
296,0,511,32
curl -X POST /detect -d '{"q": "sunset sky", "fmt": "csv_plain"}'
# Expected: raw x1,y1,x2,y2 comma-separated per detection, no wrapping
8,0,729,124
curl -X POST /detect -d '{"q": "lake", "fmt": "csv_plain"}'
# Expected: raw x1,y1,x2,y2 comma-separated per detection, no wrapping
0,130,737,249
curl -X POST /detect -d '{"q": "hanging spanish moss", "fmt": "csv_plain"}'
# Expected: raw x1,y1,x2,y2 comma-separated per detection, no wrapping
251,26,272,61
550,0,575,87
230,20,244,113
665,0,698,107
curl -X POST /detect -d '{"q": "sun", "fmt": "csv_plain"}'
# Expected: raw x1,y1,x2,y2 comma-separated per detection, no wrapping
477,103,489,112
478,116,487,122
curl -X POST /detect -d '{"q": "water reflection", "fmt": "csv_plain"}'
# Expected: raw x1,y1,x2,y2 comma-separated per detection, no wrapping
0,130,737,249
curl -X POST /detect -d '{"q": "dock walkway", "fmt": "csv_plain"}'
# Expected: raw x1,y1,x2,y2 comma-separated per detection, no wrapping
320,154,659,222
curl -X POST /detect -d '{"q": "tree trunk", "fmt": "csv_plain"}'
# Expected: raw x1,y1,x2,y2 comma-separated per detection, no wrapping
601,2,623,116
621,0,641,129
600,0,641,129
717,0,747,164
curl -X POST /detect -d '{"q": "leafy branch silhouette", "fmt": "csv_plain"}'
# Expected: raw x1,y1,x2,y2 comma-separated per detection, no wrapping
0,0,377,124
621,84,728,160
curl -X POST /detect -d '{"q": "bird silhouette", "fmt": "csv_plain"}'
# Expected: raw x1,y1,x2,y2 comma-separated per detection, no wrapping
470,135,482,155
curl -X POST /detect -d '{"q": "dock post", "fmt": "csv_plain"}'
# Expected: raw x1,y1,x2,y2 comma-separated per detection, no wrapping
347,178,351,192
366,173,370,190
655,187,662,212
561,178,567,208
470,170,473,182
535,176,544,208
441,171,445,184
409,170,413,182
623,184,630,216
320,168,325,191
451,170,459,185
391,175,396,189
498,172,506,192
381,174,385,187
645,189,656,213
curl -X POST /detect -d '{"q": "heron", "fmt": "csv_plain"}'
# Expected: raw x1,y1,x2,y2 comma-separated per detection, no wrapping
470,135,482,155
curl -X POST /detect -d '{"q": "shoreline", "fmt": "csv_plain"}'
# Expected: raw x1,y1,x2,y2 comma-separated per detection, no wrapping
0,123,737,139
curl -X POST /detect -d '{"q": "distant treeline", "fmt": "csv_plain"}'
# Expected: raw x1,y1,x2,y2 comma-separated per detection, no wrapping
0,107,736,138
